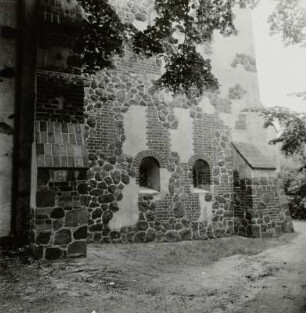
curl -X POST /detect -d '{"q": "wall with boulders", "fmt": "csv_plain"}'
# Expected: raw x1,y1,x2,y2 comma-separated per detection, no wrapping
1,0,294,254
234,176,293,238
81,0,292,244
31,169,88,259
29,1,90,258
0,0,17,240
82,0,238,242
31,71,90,258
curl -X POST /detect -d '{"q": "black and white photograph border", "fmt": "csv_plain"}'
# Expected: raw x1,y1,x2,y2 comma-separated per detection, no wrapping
0,0,305,312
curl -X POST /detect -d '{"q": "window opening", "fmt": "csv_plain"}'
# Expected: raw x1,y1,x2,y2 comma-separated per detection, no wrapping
193,159,211,190
139,157,160,192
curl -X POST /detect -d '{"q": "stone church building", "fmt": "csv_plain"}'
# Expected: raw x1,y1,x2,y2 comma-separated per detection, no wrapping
0,0,293,259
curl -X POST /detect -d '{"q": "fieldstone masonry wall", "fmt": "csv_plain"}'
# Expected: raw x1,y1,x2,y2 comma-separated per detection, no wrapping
31,169,88,259
80,0,293,246
29,0,89,259
0,0,293,257
234,176,293,238
83,48,237,243
0,0,17,241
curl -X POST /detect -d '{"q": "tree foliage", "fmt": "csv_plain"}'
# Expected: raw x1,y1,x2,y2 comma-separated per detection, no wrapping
261,107,306,218
76,0,127,73
76,0,305,94
132,0,242,95
268,0,306,46
76,0,255,95
261,107,306,157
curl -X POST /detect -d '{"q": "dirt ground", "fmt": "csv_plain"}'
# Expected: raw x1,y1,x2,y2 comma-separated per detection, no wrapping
1,221,305,313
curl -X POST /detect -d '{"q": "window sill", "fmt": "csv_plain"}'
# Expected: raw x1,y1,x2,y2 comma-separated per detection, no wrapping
192,188,210,194
139,187,159,195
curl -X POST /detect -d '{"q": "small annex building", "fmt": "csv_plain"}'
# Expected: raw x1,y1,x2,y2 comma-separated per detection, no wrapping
0,0,293,259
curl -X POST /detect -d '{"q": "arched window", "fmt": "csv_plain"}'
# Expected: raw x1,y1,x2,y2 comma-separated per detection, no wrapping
193,159,211,190
139,157,160,192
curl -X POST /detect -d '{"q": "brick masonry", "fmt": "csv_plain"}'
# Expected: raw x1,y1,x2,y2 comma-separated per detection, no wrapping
82,47,239,243
234,176,293,238
29,0,89,259
3,0,293,257
80,0,293,245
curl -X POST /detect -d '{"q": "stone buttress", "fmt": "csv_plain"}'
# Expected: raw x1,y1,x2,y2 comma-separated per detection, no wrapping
29,0,90,259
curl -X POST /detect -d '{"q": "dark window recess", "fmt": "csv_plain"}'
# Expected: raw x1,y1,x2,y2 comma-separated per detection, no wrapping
1,27,17,39
0,67,15,78
139,157,160,192
193,159,211,190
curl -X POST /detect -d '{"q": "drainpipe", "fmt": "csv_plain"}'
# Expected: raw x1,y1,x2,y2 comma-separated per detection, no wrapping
10,0,25,243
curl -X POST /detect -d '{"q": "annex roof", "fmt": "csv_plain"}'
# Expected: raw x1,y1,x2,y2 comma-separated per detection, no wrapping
232,142,276,170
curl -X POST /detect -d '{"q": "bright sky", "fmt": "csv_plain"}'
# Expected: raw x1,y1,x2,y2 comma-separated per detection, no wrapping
252,1,306,113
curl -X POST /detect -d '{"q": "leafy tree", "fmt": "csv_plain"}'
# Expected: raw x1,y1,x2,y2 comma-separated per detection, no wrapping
261,107,306,157
268,0,306,46
77,0,241,95
76,0,305,94
256,0,305,217
76,0,127,73
261,107,306,218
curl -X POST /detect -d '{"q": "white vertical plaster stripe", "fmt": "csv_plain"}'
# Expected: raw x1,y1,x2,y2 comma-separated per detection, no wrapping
109,178,140,230
197,193,213,224
170,108,193,163
122,105,147,156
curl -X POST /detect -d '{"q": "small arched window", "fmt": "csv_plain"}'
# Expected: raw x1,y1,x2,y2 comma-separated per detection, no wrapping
139,157,160,192
193,159,211,190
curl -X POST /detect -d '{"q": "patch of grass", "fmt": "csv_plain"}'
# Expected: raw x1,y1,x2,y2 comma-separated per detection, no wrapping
133,232,298,267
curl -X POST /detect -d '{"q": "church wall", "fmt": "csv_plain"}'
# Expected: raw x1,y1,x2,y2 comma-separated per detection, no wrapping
0,0,17,239
233,176,294,238
82,0,292,243
26,0,91,258
0,0,294,254
83,0,239,243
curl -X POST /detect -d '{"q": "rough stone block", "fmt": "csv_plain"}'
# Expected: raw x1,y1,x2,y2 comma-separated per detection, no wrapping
54,229,72,245
165,230,181,242
36,232,51,245
65,209,88,227
251,225,261,238
180,229,192,240
68,241,87,256
36,189,55,208
134,231,146,243
45,248,62,260
73,226,88,240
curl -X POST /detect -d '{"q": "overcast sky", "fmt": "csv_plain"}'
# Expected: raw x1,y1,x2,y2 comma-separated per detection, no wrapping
252,1,306,113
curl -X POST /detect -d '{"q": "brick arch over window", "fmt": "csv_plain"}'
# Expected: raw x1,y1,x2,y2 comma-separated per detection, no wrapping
193,159,211,189
132,150,167,184
188,154,213,190
133,150,167,169
188,154,213,168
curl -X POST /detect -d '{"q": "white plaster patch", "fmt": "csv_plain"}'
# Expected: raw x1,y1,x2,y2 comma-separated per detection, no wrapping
109,178,140,230
198,96,216,115
159,168,172,199
122,105,147,156
170,108,193,163
219,98,246,131
197,193,213,224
